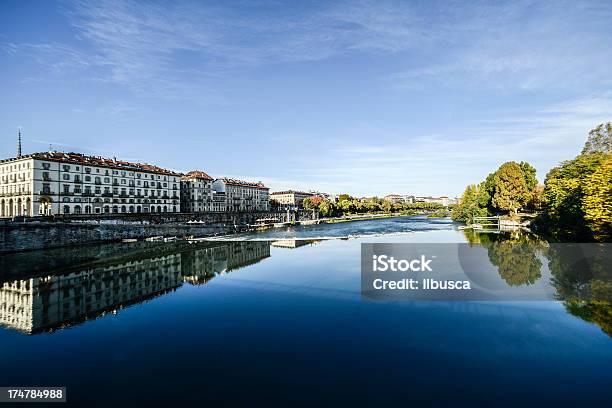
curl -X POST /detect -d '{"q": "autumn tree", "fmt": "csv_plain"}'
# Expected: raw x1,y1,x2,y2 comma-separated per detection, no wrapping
582,156,612,241
491,162,529,214
542,153,606,239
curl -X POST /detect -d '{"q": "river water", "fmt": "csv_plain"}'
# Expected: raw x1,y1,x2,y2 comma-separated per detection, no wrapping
0,216,610,406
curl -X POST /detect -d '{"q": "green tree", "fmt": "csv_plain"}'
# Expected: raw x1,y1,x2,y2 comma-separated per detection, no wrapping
491,162,529,214
337,194,351,202
451,184,489,223
582,122,612,154
519,161,538,191
318,200,335,217
302,197,314,210
381,200,392,213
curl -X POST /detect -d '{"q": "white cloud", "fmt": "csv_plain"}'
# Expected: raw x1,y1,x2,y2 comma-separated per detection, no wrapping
270,95,612,196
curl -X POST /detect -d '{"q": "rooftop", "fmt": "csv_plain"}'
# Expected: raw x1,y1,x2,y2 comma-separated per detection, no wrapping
183,170,213,181
217,177,268,189
1,151,182,176
270,190,314,196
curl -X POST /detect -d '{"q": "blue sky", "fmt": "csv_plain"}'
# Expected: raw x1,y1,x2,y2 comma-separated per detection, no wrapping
1,0,611,196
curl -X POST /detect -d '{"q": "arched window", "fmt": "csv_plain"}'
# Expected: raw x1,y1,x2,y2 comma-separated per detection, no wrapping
121,205,126,213
104,206,110,213
112,206,118,213
163,206,167,212
85,205,91,214
74,206,82,214
136,206,141,213
63,205,70,214
129,205,134,213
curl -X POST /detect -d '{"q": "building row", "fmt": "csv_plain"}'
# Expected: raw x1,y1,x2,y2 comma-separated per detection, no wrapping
0,151,270,218
382,194,458,206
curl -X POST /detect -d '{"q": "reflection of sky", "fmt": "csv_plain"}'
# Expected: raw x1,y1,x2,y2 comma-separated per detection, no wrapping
0,230,611,405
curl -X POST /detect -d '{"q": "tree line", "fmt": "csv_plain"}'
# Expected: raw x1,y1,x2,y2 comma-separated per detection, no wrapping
302,196,445,218
452,122,612,241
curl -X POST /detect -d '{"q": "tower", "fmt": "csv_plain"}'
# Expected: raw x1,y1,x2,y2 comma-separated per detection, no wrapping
17,128,22,157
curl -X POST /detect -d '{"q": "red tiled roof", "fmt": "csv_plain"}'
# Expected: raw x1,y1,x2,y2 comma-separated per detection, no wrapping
183,170,213,180
270,190,314,196
217,177,268,189
6,152,182,176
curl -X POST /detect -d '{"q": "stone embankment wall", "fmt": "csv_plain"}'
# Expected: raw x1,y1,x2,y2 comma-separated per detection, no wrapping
0,210,315,253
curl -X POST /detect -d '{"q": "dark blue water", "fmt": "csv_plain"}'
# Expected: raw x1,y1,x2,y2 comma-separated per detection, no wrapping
0,217,611,407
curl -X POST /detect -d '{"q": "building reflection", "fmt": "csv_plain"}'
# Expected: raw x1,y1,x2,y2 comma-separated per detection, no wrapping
0,241,271,334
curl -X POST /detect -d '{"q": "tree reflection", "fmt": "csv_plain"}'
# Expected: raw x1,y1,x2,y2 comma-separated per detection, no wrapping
546,243,612,336
462,230,544,286
463,229,612,336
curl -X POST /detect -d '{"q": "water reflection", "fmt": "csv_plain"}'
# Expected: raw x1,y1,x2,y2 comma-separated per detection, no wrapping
463,229,612,335
0,241,271,334
463,230,547,286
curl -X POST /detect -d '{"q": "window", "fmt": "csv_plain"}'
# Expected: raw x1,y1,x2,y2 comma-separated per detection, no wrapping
42,162,50,169
63,165,70,171
63,174,70,180
63,205,70,214
85,168,91,173
104,177,110,183
85,175,91,182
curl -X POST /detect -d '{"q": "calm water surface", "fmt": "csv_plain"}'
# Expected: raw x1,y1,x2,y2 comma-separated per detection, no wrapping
1,216,611,407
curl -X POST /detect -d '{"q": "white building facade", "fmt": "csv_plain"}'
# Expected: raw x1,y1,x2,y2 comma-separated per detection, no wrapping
180,170,214,213
269,190,314,208
0,152,181,217
211,177,269,212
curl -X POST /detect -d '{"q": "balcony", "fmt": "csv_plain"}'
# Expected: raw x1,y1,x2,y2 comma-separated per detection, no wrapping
119,193,128,198
82,192,94,197
101,193,113,197
38,190,54,195
42,175,52,181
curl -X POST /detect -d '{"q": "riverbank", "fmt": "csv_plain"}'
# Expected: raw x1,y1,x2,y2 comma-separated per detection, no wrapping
0,211,450,253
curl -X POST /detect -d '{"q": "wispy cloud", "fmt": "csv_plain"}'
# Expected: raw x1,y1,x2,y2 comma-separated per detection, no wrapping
1,0,456,101
5,1,612,100
269,94,612,196
385,0,612,91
